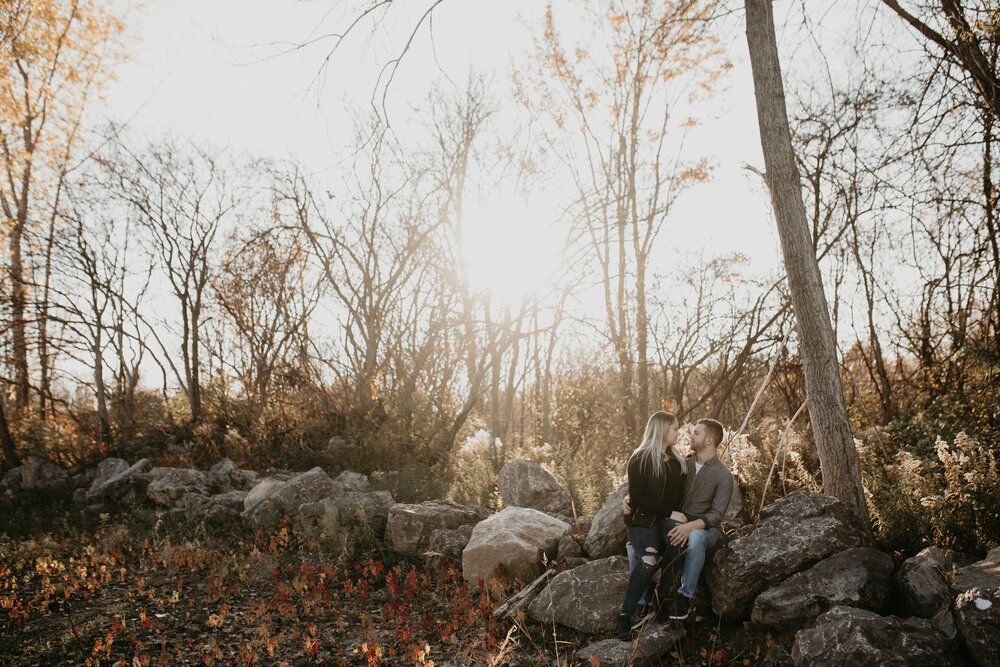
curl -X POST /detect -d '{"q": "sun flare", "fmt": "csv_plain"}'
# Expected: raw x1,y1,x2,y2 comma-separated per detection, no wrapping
462,196,564,305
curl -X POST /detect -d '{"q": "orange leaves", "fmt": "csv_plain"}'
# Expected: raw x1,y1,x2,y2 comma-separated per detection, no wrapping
4,518,516,666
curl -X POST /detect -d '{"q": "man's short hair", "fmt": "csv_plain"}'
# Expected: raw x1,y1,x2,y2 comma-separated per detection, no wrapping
697,418,725,447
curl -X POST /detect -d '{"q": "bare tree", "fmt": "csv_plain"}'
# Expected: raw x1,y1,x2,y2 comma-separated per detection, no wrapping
109,141,236,423
0,0,127,416
526,0,726,440
745,0,866,514
213,209,321,423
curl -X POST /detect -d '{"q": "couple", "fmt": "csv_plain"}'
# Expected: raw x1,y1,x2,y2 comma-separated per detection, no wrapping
617,411,733,641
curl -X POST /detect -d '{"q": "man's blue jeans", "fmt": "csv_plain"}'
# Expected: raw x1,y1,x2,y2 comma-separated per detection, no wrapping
677,526,721,599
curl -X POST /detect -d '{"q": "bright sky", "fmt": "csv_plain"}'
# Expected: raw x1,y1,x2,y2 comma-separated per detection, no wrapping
105,0,781,305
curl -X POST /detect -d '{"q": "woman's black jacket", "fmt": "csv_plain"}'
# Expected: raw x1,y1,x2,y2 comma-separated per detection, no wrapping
624,451,684,527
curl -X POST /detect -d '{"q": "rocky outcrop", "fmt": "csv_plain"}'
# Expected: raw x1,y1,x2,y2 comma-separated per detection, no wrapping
953,586,1000,667
952,547,1000,594
243,477,289,512
584,485,628,559
574,622,686,666
19,456,70,490
85,458,152,502
792,606,961,666
706,492,867,618
497,460,573,516
244,467,338,525
385,500,490,555
896,547,969,618
751,547,894,628
526,556,628,633
146,467,211,507
426,525,476,562
182,490,248,521
557,533,583,562
207,459,257,493
298,490,395,533
462,507,569,585
331,470,370,493
86,458,130,497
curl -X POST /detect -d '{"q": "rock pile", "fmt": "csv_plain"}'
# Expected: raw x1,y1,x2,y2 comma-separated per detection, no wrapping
3,454,998,666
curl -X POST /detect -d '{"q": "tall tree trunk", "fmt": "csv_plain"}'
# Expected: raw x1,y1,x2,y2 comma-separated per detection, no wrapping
9,219,30,415
636,256,649,425
745,0,867,516
983,105,1000,357
0,393,18,469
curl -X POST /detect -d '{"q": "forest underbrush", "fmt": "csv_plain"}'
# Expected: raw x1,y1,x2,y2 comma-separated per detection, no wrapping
0,492,776,666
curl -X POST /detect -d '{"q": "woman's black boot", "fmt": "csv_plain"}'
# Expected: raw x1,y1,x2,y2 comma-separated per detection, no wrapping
616,613,632,641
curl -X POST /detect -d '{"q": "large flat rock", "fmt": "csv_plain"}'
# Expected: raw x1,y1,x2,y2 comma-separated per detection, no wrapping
574,622,686,666
953,586,1000,667
584,485,628,559
792,606,961,666
751,547,893,629
385,500,490,555
706,492,866,619
462,507,569,586
526,556,628,633
497,459,573,516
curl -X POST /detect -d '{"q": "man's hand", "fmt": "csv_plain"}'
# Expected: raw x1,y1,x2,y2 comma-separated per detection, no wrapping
622,494,631,516
669,511,687,523
668,521,695,547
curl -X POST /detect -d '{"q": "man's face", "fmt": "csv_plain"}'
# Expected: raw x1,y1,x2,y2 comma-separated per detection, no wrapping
690,423,710,452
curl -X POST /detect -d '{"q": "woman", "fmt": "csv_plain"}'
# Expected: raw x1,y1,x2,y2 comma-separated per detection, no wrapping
617,411,687,641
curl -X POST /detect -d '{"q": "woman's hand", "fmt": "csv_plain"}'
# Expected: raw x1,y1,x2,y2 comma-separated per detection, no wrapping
669,511,687,523
622,495,632,515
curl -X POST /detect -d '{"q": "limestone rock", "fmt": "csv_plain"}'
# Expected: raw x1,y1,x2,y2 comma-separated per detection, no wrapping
85,458,129,497
526,556,628,633
953,586,1000,667
20,456,69,490
85,458,152,501
331,470,370,493
574,622,686,666
584,485,628,559
183,490,248,521
1,467,21,493
792,606,961,666
706,492,866,618
896,547,969,618
146,467,211,508
497,460,573,515
385,500,490,555
758,490,862,525
297,490,395,533
243,477,289,512
952,548,1000,594
751,547,894,629
462,507,569,585
427,525,476,560
244,467,336,525
208,459,257,492
557,533,583,562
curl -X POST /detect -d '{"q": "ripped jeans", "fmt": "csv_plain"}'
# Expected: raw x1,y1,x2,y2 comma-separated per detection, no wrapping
621,518,682,616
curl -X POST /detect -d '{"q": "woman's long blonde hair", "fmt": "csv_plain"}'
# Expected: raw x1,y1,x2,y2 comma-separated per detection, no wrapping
635,411,687,477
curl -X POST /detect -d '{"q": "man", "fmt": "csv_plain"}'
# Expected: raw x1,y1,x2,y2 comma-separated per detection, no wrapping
624,418,733,621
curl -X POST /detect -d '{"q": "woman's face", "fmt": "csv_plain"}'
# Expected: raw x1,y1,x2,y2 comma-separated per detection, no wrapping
664,420,680,447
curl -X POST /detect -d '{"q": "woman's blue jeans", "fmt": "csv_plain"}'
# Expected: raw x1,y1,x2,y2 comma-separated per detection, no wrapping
621,518,682,616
